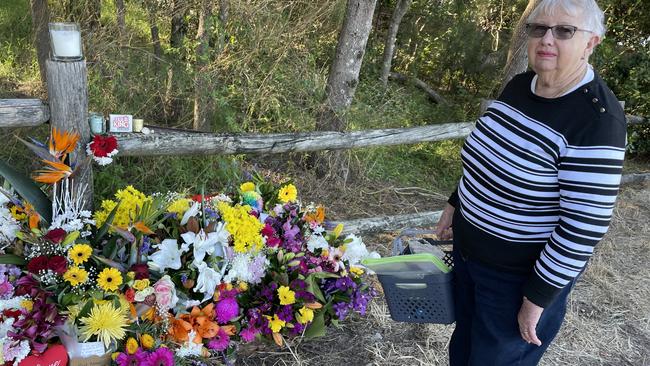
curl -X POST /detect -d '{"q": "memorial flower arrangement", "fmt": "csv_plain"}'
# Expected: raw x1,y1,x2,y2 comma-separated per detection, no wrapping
0,128,379,365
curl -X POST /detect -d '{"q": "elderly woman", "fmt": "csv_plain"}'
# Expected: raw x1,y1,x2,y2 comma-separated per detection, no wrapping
435,0,626,364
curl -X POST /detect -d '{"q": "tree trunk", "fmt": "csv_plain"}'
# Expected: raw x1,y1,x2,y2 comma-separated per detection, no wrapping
116,0,126,39
193,0,213,131
380,0,411,87
497,0,541,96
146,2,162,61
29,0,51,87
46,60,92,211
170,0,187,49
317,0,378,132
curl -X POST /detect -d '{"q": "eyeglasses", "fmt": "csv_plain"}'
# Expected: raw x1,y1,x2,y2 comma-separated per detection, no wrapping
525,23,592,40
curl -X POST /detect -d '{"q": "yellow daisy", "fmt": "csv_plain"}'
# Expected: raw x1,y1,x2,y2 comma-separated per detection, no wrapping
97,268,123,292
64,266,89,286
266,314,286,333
278,184,297,203
80,302,128,348
69,244,93,265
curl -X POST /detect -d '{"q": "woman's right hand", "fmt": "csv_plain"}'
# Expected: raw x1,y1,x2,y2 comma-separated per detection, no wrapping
434,203,455,240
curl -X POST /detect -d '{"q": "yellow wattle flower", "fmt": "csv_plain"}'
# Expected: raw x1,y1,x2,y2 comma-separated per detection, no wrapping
69,244,93,265
93,186,152,230
278,184,297,203
64,266,89,286
218,202,264,253
97,268,123,292
80,302,128,348
277,286,296,305
296,306,314,324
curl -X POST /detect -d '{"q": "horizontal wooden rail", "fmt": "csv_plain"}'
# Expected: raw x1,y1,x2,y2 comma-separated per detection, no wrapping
336,210,443,234
116,123,475,156
0,99,49,127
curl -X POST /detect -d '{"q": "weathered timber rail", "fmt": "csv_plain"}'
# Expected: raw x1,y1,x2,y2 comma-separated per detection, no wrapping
0,99,49,127
114,123,475,156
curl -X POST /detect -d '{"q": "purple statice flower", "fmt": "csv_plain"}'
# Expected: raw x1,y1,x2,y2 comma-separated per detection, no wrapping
295,290,315,303
140,236,152,255
204,207,218,219
240,326,259,343
207,327,231,351
116,349,147,366
277,305,294,322
333,302,351,321
143,347,174,366
216,297,239,324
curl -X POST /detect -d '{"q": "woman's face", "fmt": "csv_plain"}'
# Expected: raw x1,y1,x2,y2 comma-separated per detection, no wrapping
527,10,600,79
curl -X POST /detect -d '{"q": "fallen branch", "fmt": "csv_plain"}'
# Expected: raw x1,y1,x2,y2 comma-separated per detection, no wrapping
335,210,442,234
621,173,650,185
389,72,448,105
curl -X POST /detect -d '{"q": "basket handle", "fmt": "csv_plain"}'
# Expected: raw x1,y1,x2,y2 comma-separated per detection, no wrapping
392,228,453,256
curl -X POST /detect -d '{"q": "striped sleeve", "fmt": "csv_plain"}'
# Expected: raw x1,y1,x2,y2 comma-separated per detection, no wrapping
523,134,626,307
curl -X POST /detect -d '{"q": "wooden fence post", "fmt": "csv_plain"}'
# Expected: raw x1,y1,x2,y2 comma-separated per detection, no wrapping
46,59,93,210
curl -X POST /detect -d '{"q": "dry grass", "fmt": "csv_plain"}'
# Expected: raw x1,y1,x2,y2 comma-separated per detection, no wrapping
235,177,650,366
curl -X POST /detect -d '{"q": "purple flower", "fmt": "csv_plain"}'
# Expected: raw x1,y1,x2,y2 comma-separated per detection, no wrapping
289,322,306,336
290,279,306,290
116,349,147,366
295,290,315,303
277,305,294,322
240,326,259,343
143,347,174,366
216,297,239,324
248,253,268,284
333,302,351,321
206,327,231,351
9,297,65,355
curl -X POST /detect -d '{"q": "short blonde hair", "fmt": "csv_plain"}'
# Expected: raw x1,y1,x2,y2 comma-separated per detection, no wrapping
528,0,606,37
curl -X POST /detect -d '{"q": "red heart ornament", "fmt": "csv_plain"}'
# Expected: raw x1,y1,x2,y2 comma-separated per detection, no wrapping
19,344,69,366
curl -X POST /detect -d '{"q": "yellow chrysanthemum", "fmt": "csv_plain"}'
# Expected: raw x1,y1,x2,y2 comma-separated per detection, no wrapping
20,300,34,312
125,337,138,354
240,182,256,192
237,281,249,291
97,268,123,292
218,202,264,253
166,198,191,218
93,186,152,229
266,314,286,333
140,333,155,349
64,266,89,286
277,286,296,305
80,302,129,348
278,184,297,203
68,244,93,265
296,306,314,324
133,279,150,291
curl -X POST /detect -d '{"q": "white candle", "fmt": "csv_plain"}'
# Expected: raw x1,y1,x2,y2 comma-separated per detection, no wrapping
51,30,81,58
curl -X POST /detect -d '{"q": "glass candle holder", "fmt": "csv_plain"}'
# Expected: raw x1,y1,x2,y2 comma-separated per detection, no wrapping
132,119,144,133
89,113,105,135
48,23,83,61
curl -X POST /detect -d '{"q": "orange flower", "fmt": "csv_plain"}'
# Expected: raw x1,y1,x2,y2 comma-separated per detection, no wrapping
169,317,193,343
49,128,79,160
305,206,325,224
17,202,41,230
33,159,72,184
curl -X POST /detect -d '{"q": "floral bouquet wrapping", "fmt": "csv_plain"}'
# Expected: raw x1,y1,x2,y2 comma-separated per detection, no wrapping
0,129,379,365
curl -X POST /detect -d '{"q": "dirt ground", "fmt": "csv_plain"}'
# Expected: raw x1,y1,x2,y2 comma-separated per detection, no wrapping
236,173,650,366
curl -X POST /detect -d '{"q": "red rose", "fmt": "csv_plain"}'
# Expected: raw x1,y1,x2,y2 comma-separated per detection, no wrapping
43,228,67,244
125,287,135,302
27,256,48,274
129,263,149,280
48,256,68,275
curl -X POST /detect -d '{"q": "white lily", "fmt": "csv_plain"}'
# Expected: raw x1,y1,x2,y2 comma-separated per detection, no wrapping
194,261,222,302
148,239,189,272
182,224,229,267
180,201,200,225
342,233,380,265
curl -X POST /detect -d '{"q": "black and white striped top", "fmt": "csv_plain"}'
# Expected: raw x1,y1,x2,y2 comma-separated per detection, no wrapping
450,71,627,307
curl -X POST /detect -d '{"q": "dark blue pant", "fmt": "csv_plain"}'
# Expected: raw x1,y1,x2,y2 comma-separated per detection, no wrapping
449,247,576,365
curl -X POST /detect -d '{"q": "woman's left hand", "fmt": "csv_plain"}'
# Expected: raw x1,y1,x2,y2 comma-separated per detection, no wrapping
518,297,544,346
